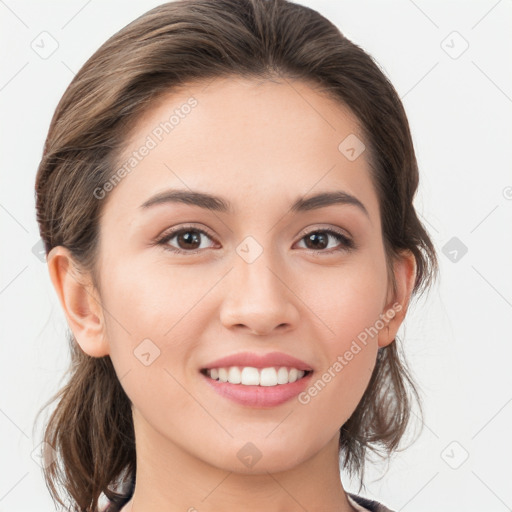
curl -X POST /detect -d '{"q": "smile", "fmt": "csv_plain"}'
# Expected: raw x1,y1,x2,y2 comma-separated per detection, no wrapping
200,367,314,408
202,366,311,386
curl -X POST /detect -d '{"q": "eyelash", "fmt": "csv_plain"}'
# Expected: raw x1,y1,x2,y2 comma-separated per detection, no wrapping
154,224,356,256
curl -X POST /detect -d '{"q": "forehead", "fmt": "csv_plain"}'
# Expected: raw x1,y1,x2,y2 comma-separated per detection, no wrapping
102,76,379,225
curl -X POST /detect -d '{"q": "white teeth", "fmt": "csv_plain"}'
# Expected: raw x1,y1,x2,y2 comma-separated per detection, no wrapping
218,368,228,382
241,367,259,385
276,366,289,384
228,366,241,384
205,366,307,386
259,368,276,386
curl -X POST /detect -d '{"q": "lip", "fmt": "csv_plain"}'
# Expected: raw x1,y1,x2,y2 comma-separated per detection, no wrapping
200,370,313,408
201,351,314,371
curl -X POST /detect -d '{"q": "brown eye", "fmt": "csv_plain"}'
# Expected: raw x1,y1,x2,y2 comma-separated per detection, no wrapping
157,226,216,254
175,230,202,250
297,229,354,253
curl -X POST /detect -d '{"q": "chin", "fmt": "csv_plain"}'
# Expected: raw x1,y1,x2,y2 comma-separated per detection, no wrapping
203,438,311,475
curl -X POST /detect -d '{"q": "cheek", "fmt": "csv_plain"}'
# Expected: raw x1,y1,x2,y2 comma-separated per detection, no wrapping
100,263,199,424
300,253,387,346
295,257,386,413
298,279,381,427
98,255,209,388
101,252,213,339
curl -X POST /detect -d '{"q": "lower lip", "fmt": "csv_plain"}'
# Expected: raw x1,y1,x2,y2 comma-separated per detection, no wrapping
200,371,313,408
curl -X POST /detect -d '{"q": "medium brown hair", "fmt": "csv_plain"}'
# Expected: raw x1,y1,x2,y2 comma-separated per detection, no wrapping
34,0,439,510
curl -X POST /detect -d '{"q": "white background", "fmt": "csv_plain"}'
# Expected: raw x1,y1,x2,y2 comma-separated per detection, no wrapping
1,0,511,510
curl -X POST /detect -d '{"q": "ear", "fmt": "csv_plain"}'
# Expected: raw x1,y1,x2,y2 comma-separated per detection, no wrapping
47,246,109,357
378,249,417,348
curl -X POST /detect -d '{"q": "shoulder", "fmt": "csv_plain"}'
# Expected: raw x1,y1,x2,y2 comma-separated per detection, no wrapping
348,492,396,512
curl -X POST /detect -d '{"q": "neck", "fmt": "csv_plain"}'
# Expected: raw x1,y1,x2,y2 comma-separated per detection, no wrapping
119,410,357,512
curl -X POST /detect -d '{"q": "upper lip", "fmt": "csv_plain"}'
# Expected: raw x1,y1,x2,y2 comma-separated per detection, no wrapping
202,351,314,372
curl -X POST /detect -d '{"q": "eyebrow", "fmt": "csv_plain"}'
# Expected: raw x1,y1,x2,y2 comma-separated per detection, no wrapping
139,189,369,218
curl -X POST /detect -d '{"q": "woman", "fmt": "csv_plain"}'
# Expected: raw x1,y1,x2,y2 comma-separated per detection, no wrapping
34,1,439,511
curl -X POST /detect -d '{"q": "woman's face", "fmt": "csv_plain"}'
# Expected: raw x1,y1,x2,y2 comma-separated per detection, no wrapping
80,77,406,473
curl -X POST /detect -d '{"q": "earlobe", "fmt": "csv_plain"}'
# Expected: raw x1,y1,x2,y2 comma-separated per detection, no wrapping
47,246,109,358
378,250,417,348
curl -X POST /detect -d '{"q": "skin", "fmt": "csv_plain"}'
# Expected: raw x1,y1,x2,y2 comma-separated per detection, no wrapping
47,76,416,512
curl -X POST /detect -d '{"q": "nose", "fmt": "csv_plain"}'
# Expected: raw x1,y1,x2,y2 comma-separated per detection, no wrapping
219,249,300,336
